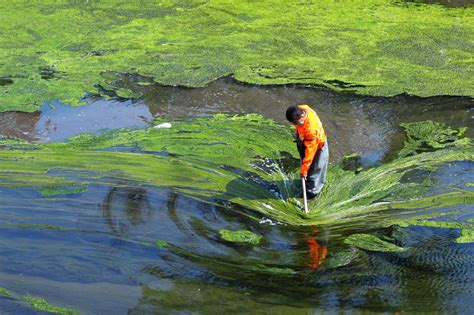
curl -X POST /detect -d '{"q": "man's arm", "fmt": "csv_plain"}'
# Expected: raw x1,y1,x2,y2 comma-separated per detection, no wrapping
300,138,318,177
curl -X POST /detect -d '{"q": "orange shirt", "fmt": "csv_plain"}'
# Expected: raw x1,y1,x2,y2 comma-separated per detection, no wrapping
295,104,326,175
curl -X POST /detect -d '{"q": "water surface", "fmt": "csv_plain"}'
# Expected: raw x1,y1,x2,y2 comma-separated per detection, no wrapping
0,79,473,314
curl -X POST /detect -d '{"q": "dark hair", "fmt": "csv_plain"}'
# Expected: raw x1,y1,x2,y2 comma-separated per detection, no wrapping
285,105,303,123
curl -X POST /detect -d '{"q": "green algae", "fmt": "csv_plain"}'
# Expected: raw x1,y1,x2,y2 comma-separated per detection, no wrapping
1,1,473,112
0,115,304,222
0,287,13,297
399,120,471,157
0,116,472,230
308,149,473,223
308,120,473,228
155,240,168,248
344,234,408,252
3,223,176,251
20,296,80,315
252,264,296,275
219,229,262,245
163,242,300,281
0,288,79,315
0,136,31,146
458,227,474,243
0,114,471,265
322,248,359,269
340,153,363,173
40,187,88,196
397,219,474,244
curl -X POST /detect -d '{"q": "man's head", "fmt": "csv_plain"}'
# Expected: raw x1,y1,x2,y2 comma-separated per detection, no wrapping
286,105,306,126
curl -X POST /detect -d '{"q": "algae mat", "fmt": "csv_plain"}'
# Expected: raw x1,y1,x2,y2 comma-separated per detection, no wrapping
0,115,472,230
1,0,473,112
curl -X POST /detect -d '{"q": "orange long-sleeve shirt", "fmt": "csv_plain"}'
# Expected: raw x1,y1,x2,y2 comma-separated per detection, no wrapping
295,104,326,176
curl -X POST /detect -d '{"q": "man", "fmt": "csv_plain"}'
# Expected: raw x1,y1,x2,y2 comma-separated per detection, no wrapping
286,104,328,199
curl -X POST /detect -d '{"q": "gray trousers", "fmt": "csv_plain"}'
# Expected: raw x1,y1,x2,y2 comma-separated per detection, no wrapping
297,140,329,196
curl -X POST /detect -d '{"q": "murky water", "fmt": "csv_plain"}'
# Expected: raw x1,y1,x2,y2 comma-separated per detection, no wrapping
1,79,473,314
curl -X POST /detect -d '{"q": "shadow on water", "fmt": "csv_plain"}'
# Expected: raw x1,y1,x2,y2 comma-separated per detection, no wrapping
103,184,154,234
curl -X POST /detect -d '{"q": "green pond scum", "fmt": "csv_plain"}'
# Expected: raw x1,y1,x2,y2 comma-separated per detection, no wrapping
20,296,80,315
399,120,471,157
219,229,263,245
0,287,79,315
1,0,473,112
155,239,168,248
0,116,473,253
40,187,88,196
0,287,12,297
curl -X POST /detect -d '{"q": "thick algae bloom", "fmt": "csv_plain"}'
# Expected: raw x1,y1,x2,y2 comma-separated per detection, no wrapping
1,0,473,111
399,120,471,157
0,116,472,249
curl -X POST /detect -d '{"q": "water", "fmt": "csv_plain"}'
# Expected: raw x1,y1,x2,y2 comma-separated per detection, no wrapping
2,77,473,164
0,79,473,313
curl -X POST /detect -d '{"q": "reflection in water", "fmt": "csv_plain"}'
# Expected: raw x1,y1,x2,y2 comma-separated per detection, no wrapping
305,226,329,269
166,191,191,238
0,111,40,141
0,99,153,143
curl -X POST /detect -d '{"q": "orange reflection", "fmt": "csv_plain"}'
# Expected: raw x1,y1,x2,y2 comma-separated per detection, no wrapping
305,226,328,269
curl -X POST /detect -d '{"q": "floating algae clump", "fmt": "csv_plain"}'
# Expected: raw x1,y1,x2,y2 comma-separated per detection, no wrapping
219,229,262,245
0,288,79,315
1,1,473,111
155,240,168,248
458,227,474,244
399,120,471,157
20,296,80,315
344,234,407,252
0,287,12,297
